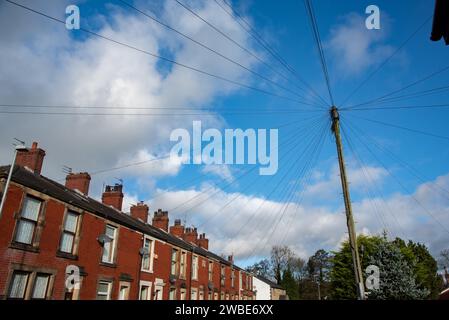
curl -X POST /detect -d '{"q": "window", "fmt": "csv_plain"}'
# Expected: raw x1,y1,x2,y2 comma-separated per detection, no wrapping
208,261,214,281
60,211,79,254
239,272,242,289
139,282,151,300
225,293,230,300
119,282,130,300
180,288,187,300
190,288,198,300
207,291,212,301
169,287,177,300
221,265,225,286
231,269,235,288
180,251,187,278
153,279,164,300
199,289,204,300
31,274,50,299
96,280,112,300
8,271,30,299
192,255,199,280
220,292,225,300
8,271,52,300
141,237,153,272
214,292,218,300
101,225,117,264
14,196,42,245
171,249,179,276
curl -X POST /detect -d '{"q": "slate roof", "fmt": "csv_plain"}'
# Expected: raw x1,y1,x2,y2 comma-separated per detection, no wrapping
0,165,244,271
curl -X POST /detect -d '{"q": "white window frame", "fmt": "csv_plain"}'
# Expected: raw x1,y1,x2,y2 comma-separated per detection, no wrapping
141,236,155,273
96,280,113,300
101,225,117,264
180,288,187,300
192,255,199,280
190,287,198,300
171,248,179,276
153,278,164,300
139,281,152,300
169,287,177,300
208,261,214,282
180,251,187,279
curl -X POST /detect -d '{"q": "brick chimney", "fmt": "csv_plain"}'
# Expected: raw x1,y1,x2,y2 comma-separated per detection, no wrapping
16,141,46,175
228,255,234,264
102,184,124,211
198,233,209,250
152,209,169,232
184,227,198,244
130,201,149,223
169,219,185,238
65,172,91,195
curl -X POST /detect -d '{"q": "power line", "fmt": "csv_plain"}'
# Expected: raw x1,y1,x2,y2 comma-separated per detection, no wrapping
340,15,433,107
343,63,449,110
347,114,449,141
119,0,320,106
215,0,329,107
346,120,449,236
304,0,334,105
344,103,449,112
4,0,311,105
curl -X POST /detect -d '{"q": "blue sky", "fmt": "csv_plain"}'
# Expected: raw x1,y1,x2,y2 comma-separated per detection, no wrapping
0,0,448,266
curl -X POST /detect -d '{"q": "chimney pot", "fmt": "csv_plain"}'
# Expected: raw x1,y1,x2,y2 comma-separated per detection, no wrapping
65,172,91,195
102,184,124,211
152,209,169,231
15,141,46,174
131,202,149,223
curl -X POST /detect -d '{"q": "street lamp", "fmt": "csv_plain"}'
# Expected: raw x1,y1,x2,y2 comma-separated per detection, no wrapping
0,143,28,219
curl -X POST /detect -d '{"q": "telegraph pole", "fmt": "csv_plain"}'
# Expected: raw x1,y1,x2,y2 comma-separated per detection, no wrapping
330,106,365,300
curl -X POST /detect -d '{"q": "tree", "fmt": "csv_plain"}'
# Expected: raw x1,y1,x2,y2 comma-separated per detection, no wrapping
280,267,299,300
367,241,429,300
330,235,384,299
246,259,272,279
270,245,295,284
393,239,442,299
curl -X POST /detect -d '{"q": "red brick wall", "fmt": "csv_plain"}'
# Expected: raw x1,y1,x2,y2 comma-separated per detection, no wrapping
0,182,254,300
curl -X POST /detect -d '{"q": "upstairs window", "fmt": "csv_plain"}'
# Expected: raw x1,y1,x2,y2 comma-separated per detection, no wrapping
192,255,199,280
60,211,79,254
101,225,117,264
141,237,153,272
14,196,42,245
171,249,179,276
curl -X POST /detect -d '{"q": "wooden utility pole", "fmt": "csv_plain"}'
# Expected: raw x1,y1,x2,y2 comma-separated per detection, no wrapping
330,106,365,300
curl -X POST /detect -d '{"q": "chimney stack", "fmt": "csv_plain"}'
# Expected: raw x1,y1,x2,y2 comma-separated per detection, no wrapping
16,141,46,175
228,255,234,264
152,209,169,232
169,219,185,238
130,201,149,223
65,172,91,195
102,184,124,211
198,233,209,250
184,227,198,244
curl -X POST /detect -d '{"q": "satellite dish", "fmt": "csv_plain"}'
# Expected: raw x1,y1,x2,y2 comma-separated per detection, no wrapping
97,234,112,245
139,247,150,256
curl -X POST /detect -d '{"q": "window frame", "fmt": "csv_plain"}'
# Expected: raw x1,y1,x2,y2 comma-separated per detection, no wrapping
180,251,187,279
192,254,199,280
139,281,152,300
141,236,155,273
171,248,179,276
30,273,51,300
59,210,80,255
7,270,31,300
13,195,43,246
96,280,113,300
101,224,118,264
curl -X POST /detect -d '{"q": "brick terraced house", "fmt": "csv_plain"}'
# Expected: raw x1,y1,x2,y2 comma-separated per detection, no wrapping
0,142,255,300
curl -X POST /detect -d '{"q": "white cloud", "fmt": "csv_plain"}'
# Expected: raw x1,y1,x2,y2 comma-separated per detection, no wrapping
202,164,234,182
0,0,260,195
326,13,396,76
149,171,449,265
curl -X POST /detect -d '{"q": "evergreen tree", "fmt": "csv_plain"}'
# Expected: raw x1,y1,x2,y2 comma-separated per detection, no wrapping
281,268,299,300
367,241,429,300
